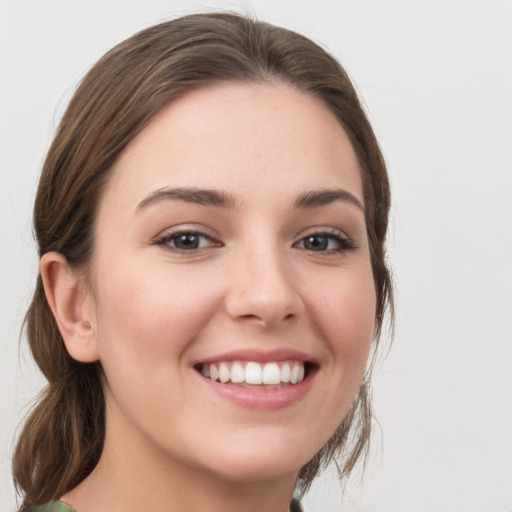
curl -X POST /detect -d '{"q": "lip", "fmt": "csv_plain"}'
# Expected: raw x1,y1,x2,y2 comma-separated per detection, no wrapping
193,348,317,411
197,371,314,410
192,348,316,365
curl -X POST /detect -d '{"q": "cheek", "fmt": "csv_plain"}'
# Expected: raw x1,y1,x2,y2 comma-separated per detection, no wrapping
295,264,375,447
91,256,223,369
312,264,376,375
89,257,227,427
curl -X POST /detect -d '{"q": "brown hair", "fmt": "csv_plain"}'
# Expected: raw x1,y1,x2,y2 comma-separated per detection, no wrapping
13,12,393,508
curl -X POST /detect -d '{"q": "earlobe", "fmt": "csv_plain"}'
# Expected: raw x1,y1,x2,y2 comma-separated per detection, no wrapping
40,252,100,363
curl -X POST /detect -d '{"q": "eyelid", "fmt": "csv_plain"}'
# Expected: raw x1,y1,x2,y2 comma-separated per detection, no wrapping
293,226,356,253
152,223,219,241
152,225,222,253
150,225,356,255
296,226,350,241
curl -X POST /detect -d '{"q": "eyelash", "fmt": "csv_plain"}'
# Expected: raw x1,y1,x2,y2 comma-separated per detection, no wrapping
293,229,356,254
154,228,356,255
154,230,222,254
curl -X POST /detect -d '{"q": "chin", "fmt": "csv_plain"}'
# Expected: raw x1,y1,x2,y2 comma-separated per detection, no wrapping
209,455,303,485
192,426,324,485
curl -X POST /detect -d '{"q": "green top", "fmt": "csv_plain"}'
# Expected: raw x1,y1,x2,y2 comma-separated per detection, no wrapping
27,501,76,512
28,498,303,512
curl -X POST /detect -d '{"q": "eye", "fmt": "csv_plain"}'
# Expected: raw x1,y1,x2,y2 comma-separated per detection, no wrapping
155,230,220,253
295,231,355,253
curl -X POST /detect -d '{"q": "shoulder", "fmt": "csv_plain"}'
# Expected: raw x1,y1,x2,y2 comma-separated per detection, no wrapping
28,499,301,512
25,501,77,512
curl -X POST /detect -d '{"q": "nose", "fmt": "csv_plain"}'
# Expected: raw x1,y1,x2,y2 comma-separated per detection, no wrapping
224,243,305,327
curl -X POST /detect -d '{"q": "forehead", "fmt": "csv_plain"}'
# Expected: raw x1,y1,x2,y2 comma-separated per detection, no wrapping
100,82,363,214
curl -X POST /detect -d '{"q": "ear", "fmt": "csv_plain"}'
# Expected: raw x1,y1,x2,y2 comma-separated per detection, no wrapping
40,251,100,363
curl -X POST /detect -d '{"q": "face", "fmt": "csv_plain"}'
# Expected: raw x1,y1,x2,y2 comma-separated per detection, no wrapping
86,83,376,485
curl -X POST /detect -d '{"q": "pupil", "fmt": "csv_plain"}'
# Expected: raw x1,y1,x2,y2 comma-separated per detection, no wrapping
305,236,327,251
175,234,199,249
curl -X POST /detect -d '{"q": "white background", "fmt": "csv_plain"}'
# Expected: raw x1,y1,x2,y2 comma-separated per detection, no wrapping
1,1,511,511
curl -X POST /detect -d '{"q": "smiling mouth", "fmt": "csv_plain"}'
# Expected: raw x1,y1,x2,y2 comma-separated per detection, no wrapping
195,361,313,388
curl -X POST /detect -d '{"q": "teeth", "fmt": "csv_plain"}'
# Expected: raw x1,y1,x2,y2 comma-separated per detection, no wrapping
245,362,263,384
297,364,305,383
262,362,281,385
280,363,291,383
290,364,299,384
230,362,245,383
202,361,307,386
219,362,230,383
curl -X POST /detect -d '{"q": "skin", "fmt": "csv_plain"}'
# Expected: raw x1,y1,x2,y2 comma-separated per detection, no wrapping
42,83,376,512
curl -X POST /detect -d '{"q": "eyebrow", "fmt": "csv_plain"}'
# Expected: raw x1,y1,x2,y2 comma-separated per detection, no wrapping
136,186,364,213
136,187,240,212
293,189,365,211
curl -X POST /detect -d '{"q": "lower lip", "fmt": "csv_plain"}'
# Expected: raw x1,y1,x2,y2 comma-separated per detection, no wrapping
198,371,314,411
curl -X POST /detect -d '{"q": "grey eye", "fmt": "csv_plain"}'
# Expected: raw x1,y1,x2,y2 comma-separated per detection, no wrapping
157,231,218,252
172,233,202,250
295,232,355,254
303,235,330,251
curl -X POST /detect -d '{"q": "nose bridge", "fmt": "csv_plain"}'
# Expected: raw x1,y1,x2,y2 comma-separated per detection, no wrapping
225,235,303,325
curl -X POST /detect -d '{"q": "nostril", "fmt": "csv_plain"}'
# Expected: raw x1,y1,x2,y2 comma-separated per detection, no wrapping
224,276,304,326
240,314,261,321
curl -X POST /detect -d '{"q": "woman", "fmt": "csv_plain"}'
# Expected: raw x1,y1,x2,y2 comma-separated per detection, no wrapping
13,12,393,512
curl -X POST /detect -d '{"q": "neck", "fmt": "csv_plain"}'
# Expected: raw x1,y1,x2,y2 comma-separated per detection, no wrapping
61,420,297,512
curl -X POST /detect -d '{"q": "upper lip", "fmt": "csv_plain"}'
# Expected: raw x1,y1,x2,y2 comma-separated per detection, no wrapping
193,348,317,366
